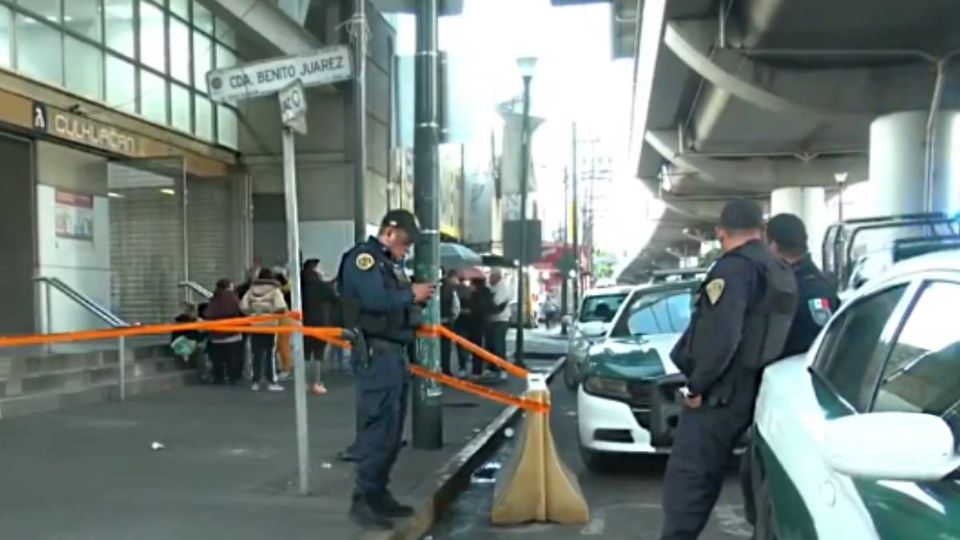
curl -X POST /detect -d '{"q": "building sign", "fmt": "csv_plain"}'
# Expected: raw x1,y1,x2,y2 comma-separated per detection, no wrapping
206,46,353,103
55,189,94,241
32,102,137,155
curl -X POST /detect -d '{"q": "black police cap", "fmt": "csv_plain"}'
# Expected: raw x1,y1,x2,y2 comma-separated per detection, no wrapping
719,199,764,231
381,209,421,240
766,213,808,252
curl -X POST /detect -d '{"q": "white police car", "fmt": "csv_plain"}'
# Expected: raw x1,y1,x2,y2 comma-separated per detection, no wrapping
562,285,634,391
749,249,960,539
576,280,698,470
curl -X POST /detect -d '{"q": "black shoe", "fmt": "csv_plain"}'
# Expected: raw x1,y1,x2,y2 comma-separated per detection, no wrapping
337,446,357,462
374,492,415,518
349,497,393,530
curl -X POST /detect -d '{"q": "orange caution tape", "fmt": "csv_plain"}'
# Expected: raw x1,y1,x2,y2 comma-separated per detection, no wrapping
417,325,529,379
408,364,549,414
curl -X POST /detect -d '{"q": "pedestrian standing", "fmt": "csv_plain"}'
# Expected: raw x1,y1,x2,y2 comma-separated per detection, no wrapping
486,269,512,379
273,266,294,380
660,199,797,540
439,269,461,376
302,258,338,395
740,213,840,528
240,268,288,392
452,276,474,377
204,279,245,385
466,277,493,378
338,209,435,530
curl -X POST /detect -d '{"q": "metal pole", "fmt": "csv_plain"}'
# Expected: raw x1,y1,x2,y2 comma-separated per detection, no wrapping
412,0,442,450
118,336,126,401
352,0,368,242
516,76,532,366
282,127,311,495
45,281,52,352
560,167,569,335
571,123,580,308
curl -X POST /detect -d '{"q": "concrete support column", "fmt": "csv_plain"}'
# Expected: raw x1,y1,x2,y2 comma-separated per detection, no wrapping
770,186,827,267
870,110,960,217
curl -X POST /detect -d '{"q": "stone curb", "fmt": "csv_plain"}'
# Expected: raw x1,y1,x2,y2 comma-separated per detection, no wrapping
361,356,566,540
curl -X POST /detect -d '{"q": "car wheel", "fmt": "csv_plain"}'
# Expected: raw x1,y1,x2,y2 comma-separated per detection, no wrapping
563,356,580,390
578,438,610,473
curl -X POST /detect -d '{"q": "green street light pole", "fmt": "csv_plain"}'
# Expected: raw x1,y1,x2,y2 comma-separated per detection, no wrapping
412,0,442,450
515,57,536,367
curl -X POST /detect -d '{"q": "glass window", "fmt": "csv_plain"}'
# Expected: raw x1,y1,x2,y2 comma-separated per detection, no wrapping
194,93,213,140
618,289,693,337
215,43,235,69
813,285,907,411
139,1,166,73
217,104,237,149
25,0,62,24
168,16,190,83
193,30,211,90
0,6,11,68
579,293,628,323
874,282,960,425
193,1,213,33
16,14,63,86
216,17,236,48
64,36,103,100
64,0,101,42
106,54,136,112
170,82,191,132
140,69,167,124
169,0,189,20
105,0,134,57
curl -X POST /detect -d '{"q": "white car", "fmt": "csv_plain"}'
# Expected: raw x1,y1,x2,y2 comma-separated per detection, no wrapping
749,249,960,540
576,280,698,470
562,285,634,390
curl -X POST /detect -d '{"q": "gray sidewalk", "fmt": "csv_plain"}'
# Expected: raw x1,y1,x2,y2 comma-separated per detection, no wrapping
0,365,547,540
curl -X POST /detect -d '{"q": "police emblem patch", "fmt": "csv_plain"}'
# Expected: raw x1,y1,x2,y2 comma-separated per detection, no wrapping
705,279,725,305
356,253,375,271
808,298,832,326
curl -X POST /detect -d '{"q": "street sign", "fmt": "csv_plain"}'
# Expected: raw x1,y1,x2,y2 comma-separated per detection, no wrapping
279,80,308,135
206,45,352,103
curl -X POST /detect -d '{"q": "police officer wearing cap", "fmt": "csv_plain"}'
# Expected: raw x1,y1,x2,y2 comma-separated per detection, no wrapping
739,213,840,528
660,199,797,540
338,209,436,529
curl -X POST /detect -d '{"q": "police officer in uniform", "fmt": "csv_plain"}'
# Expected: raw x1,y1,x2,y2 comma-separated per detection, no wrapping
338,209,436,530
660,199,797,540
740,212,840,529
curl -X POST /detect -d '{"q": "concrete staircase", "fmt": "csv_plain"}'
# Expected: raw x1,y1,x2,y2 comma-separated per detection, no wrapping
0,343,196,419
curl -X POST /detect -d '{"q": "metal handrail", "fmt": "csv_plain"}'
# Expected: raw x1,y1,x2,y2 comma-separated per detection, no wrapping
34,276,128,328
178,281,213,300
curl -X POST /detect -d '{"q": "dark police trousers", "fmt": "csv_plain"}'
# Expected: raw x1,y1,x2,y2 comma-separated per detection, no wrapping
660,372,759,540
353,339,409,500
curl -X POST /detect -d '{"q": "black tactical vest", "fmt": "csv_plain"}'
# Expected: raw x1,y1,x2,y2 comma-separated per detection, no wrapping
730,242,798,369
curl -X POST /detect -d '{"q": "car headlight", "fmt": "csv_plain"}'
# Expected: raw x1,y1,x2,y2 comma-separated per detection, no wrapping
583,376,631,400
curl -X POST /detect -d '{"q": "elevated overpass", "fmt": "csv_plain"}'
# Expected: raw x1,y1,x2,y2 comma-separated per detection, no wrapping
622,0,960,279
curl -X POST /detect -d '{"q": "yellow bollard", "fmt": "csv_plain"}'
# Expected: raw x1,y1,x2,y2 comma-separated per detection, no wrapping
491,374,589,525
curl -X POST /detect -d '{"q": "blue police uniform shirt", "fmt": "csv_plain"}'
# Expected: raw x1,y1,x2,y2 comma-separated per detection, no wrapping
337,236,415,344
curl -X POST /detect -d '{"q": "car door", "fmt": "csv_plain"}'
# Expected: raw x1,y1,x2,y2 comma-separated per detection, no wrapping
757,280,914,540
852,277,960,539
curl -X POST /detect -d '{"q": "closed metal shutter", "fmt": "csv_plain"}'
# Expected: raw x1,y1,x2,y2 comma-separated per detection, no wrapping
187,178,234,293
108,161,184,325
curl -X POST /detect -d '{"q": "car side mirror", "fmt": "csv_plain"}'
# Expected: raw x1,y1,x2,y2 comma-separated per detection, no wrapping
579,321,606,338
823,412,960,481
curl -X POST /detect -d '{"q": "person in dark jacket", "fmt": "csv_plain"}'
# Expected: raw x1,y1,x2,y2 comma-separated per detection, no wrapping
204,279,245,384
439,269,462,375
467,277,494,377
302,258,338,394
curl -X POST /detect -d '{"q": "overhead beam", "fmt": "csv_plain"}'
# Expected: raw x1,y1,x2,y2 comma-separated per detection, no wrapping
628,0,668,177
646,129,867,192
208,0,321,55
665,19,942,118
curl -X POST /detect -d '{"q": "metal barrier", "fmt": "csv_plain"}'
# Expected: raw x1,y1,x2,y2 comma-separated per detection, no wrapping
178,281,213,302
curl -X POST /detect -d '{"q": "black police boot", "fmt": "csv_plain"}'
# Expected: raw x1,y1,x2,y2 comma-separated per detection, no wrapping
374,491,415,518
337,445,357,462
349,495,393,530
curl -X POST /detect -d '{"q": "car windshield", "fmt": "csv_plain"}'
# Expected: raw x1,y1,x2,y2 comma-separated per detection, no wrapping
609,285,696,338
579,293,629,323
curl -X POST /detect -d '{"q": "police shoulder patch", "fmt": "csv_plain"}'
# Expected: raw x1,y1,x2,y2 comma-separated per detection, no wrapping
705,279,725,305
808,298,832,326
355,252,375,271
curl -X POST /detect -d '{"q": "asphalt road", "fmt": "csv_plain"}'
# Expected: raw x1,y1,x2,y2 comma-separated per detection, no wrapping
429,373,751,540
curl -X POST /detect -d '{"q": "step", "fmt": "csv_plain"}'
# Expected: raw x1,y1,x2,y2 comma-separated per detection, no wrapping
0,355,185,398
0,370,197,420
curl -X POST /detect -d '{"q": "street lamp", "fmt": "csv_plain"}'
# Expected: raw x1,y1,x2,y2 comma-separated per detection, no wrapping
515,56,537,368
835,172,849,222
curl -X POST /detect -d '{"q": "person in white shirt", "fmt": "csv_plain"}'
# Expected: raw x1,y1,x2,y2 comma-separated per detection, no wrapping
486,269,512,380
